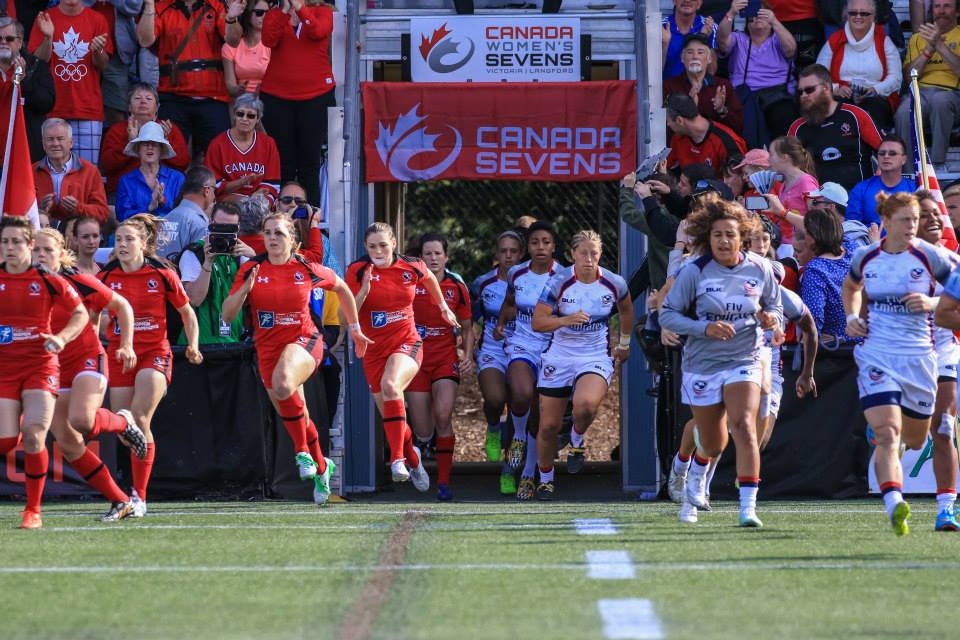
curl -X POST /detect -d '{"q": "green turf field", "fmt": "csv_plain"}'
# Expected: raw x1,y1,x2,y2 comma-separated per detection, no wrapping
0,499,958,639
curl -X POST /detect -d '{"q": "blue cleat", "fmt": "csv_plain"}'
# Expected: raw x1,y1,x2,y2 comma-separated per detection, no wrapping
437,483,453,501
935,508,960,531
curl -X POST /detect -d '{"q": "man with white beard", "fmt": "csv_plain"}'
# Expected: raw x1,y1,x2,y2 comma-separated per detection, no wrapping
0,17,54,161
663,33,743,132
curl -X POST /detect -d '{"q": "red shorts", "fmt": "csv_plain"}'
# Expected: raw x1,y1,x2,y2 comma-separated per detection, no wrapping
0,352,59,399
363,340,423,394
59,350,109,391
257,333,325,390
407,344,460,392
108,347,173,388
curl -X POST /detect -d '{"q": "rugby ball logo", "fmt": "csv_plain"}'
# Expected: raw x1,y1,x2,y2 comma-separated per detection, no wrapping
402,272,413,283
294,272,304,282
148,278,159,290
868,367,884,382
910,268,924,281
543,364,556,378
29,282,40,294
693,380,708,396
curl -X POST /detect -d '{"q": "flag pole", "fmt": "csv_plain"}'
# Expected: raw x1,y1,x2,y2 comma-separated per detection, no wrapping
0,64,22,216
912,69,931,190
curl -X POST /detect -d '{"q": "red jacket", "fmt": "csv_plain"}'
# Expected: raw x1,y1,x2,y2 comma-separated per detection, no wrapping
259,5,335,100
100,119,191,193
33,154,109,223
826,25,900,110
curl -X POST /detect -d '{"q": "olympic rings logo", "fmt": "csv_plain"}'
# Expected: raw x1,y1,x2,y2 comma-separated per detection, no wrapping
54,63,88,82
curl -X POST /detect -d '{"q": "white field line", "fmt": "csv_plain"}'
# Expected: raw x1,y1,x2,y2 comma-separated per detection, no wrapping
38,521,612,533
586,550,636,580
597,599,664,640
2,560,958,575
574,518,619,535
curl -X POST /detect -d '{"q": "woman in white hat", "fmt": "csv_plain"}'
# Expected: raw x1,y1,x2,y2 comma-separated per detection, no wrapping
115,121,184,222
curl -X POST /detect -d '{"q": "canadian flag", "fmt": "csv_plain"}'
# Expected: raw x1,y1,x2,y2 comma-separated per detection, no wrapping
0,71,39,227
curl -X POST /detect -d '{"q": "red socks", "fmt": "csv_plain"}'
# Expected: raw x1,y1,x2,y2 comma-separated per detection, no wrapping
382,399,407,463
131,443,155,501
89,409,128,437
71,447,128,503
23,450,48,513
0,435,20,456
277,395,309,454
306,420,327,474
402,426,420,467
436,435,455,485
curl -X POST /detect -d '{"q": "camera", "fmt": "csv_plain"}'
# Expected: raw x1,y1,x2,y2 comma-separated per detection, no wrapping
744,194,770,211
208,223,239,255
293,205,310,220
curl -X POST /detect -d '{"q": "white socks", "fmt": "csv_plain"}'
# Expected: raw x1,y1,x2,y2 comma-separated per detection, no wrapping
539,466,555,483
883,490,904,518
937,492,956,513
672,453,691,476
739,485,758,511
570,427,585,448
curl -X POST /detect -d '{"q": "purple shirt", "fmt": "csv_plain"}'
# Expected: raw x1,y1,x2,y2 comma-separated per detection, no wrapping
726,31,795,92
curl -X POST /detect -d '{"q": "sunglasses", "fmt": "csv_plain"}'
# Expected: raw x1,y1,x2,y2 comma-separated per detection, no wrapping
235,110,259,120
847,11,873,17
0,35,18,43
798,85,823,95
876,150,902,156
252,8,268,16
277,196,308,205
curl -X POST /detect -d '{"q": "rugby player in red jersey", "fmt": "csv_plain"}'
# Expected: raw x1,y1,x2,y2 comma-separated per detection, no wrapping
223,214,370,504
0,217,88,529
34,229,148,521
98,215,202,517
406,233,473,501
346,222,460,492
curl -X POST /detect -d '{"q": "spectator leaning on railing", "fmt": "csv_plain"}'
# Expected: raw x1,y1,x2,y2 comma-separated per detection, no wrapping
33,118,109,224
0,17,54,162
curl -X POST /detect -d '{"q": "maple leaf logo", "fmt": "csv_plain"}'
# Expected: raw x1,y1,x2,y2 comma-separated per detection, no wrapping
419,23,451,61
53,27,89,64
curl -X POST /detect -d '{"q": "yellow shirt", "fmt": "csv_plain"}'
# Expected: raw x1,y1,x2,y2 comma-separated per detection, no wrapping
322,291,340,327
909,26,960,90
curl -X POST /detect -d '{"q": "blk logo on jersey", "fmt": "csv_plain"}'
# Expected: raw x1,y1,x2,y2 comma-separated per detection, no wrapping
543,364,556,378
692,380,707,396
294,272,304,283
744,278,759,294
85,359,96,368
402,272,413,283
258,311,276,328
868,367,884,382
910,268,924,281
147,279,159,291
28,282,40,295
601,294,614,306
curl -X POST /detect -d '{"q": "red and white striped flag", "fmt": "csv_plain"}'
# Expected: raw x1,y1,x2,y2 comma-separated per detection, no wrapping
910,79,958,250
0,70,39,228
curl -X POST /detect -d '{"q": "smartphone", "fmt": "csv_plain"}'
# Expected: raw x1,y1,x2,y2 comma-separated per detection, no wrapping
744,194,769,211
293,206,309,220
741,0,761,18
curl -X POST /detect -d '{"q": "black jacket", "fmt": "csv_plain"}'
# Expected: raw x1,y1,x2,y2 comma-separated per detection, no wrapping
1,50,55,162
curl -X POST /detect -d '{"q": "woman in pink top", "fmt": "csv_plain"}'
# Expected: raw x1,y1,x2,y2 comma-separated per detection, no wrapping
766,135,818,257
222,0,272,96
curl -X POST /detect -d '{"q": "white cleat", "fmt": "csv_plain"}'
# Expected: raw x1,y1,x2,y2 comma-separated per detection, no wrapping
667,465,687,503
391,459,410,483
130,491,147,518
409,446,430,492
679,498,698,524
296,452,318,481
685,468,709,510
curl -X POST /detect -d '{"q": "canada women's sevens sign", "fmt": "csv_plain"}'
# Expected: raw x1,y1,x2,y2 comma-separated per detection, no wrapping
411,16,580,83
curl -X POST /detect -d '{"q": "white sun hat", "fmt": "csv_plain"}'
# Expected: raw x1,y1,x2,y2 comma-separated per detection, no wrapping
123,121,176,159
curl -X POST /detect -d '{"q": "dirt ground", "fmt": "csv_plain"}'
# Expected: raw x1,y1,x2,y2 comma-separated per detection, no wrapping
451,368,622,463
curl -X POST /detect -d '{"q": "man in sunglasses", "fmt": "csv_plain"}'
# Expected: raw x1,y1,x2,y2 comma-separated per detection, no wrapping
0,17,54,162
156,166,218,260
788,63,882,193
846,135,916,227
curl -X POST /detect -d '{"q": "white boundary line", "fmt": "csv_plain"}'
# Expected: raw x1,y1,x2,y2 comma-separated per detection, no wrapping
586,550,636,580
574,518,620,535
597,599,663,639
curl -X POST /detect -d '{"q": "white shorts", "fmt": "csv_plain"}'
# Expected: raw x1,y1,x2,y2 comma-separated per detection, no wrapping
504,341,542,375
537,349,614,397
476,340,509,374
936,340,960,381
855,346,937,419
681,362,763,407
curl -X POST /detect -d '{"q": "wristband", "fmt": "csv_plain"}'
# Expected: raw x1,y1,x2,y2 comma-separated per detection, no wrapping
439,301,451,312
617,334,631,349
846,313,862,325
923,49,933,60
349,322,361,331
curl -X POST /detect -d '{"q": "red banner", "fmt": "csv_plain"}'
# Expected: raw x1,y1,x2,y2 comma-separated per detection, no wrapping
363,81,636,182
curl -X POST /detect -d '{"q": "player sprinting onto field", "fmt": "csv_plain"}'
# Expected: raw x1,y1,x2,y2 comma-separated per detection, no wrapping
531,230,633,500
98,215,203,517
0,217,87,529
346,222,459,492
33,229,148,522
224,214,369,504
843,192,955,536
471,230,523,494
660,197,782,528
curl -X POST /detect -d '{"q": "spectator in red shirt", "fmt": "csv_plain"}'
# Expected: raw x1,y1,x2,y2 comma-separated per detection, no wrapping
663,33,743,132
136,0,244,156
33,118,109,224
0,17,55,162
204,93,281,202
260,0,335,208
28,0,112,166
100,82,191,194
666,93,747,178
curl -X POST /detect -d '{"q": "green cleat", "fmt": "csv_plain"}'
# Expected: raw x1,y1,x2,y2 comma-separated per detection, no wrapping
313,458,336,505
891,501,911,536
499,470,516,495
485,429,502,462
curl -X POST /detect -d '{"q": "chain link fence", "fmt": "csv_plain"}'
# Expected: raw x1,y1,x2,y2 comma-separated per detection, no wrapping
400,180,621,286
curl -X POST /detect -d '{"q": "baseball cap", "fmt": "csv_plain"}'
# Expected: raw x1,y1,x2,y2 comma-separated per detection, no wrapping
666,94,699,120
806,182,849,207
692,178,734,201
732,149,771,170
682,33,713,50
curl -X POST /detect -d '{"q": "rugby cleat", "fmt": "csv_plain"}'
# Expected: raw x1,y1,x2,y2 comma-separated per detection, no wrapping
116,409,148,459
566,445,586,474
935,508,959,532
685,469,709,509
296,452,318,481
517,476,535,501
507,438,526,471
130,491,147,518
891,501,911,536
19,510,42,529
499,469,517,496
678,499,698,524
437,483,453,501
535,481,555,501
313,458,336,505
738,508,763,528
409,446,430,492
667,465,687,503
391,458,410,483
485,429,501,462
101,500,135,522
